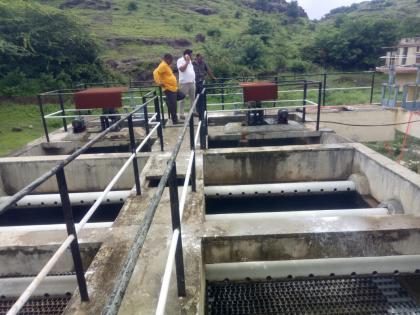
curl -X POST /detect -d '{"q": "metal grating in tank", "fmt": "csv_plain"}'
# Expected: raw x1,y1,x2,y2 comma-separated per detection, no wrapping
0,295,71,315
206,276,420,315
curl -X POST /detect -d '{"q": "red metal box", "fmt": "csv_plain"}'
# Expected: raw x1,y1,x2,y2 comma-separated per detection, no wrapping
74,87,128,109
240,82,277,102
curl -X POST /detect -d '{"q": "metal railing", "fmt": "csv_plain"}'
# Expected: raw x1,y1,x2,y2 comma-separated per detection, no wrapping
0,91,165,315
205,80,322,130
38,88,166,143
203,71,376,106
101,89,208,315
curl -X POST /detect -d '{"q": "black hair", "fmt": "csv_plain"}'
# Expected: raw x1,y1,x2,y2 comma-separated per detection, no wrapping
163,53,173,60
183,49,193,56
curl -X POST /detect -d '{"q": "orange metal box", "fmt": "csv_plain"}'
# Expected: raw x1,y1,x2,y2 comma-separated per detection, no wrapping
74,87,128,109
240,82,277,102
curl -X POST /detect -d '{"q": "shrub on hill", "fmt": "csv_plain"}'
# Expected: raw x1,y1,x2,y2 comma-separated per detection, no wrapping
0,0,110,96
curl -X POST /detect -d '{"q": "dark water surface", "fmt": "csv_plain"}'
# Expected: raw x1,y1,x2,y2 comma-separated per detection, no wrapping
206,192,371,215
0,204,122,226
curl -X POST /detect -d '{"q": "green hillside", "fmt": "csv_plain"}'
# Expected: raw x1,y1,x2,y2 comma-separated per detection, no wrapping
1,0,419,95
324,0,420,21
34,0,314,79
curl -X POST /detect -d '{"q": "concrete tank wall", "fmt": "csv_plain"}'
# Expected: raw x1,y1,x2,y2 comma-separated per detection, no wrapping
203,145,354,186
0,243,100,277
351,143,420,214
0,153,149,195
203,230,420,264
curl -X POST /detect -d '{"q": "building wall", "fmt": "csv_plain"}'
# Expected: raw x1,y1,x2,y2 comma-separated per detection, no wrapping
396,38,420,66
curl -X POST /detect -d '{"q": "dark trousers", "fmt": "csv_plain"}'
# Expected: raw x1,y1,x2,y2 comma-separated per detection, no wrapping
164,90,178,123
196,81,204,96
196,81,204,119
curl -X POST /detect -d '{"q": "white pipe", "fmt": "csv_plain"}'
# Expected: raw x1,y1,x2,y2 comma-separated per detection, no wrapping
0,222,113,232
179,151,194,219
0,275,77,297
155,229,180,315
209,105,318,113
195,121,202,147
206,208,388,221
5,120,161,315
204,181,356,197
0,191,131,209
148,113,158,123
206,255,420,281
78,122,159,232
6,235,74,315
135,122,160,154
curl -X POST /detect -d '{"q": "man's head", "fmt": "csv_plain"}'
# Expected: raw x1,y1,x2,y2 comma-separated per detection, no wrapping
196,53,204,64
183,49,193,59
163,53,173,65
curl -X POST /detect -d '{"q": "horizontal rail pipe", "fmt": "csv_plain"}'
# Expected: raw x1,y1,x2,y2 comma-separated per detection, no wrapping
101,89,206,315
0,100,151,215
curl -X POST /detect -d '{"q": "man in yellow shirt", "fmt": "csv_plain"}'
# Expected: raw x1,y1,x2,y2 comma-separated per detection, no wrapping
153,54,182,124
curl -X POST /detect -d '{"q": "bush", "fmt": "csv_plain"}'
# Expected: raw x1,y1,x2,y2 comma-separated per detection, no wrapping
306,18,399,69
0,0,109,95
207,28,222,38
289,60,311,73
127,1,138,11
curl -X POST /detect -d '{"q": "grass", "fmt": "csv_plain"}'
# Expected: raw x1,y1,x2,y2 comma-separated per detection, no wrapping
365,131,420,173
0,103,64,156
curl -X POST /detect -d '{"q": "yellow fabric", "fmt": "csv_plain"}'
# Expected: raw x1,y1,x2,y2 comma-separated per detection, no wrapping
153,61,177,92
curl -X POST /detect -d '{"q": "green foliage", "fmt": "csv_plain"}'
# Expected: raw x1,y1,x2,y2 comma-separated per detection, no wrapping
305,18,400,69
207,28,222,38
289,60,311,73
127,1,138,11
286,1,300,19
0,0,109,96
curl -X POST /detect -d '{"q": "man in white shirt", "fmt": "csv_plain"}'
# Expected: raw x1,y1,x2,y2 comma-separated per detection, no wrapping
177,49,196,119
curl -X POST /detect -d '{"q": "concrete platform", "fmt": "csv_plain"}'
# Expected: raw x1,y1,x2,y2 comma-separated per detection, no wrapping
1,112,420,315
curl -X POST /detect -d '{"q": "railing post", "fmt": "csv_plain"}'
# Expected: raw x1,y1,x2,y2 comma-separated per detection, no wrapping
302,80,307,123
317,82,322,131
168,163,186,297
204,89,208,136
38,95,50,143
142,96,151,152
200,91,207,149
370,72,376,104
322,72,327,106
58,91,68,132
154,93,164,151
158,86,166,127
55,168,89,302
221,78,225,110
189,115,196,192
127,115,141,195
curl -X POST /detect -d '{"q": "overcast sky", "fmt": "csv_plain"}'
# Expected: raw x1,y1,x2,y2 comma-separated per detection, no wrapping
290,0,368,19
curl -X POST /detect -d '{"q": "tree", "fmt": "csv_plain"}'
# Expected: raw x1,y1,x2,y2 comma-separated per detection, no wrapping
305,18,399,69
127,1,138,11
286,1,300,19
247,17,273,45
0,0,108,95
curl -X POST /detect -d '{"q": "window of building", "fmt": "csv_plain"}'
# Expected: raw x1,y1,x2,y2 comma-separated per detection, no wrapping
401,47,408,65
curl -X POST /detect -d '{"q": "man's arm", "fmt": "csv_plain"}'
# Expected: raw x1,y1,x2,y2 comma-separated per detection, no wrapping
153,65,165,88
178,56,190,72
206,63,217,80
